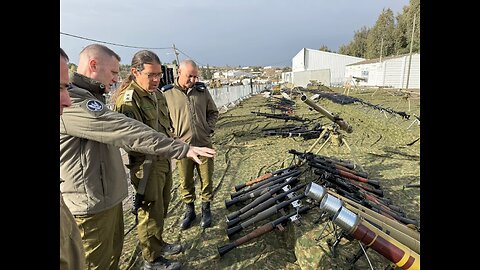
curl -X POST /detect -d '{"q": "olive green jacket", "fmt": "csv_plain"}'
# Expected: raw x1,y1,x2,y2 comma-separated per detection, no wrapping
60,73,189,215
114,80,173,171
163,80,219,146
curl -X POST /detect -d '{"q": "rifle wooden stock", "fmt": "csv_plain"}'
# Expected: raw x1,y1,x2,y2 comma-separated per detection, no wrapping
351,220,420,270
310,162,381,190
218,205,311,257
234,165,297,192
227,183,306,228
300,94,353,133
328,190,420,241
308,156,368,178
227,193,306,238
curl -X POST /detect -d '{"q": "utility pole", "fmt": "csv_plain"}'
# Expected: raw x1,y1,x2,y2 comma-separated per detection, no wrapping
379,36,384,62
172,44,180,67
405,12,417,90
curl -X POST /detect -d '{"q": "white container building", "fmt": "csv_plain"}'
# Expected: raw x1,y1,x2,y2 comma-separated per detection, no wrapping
283,48,365,87
345,53,420,89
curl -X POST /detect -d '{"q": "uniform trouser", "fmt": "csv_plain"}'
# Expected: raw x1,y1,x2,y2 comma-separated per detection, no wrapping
131,162,173,262
177,155,214,204
60,194,85,270
74,203,124,270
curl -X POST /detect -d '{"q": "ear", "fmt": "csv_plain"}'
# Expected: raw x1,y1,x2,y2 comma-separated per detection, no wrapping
131,67,138,76
89,59,97,72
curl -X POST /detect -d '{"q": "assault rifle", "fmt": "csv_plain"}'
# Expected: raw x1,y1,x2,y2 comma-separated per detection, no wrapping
218,205,312,257
311,162,381,192
316,176,418,226
251,111,307,122
313,168,384,197
132,155,154,223
288,149,356,171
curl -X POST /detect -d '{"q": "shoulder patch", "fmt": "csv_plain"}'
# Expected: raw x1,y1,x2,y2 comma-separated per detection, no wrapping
160,84,174,92
194,82,207,92
81,99,106,117
86,99,104,112
124,90,134,102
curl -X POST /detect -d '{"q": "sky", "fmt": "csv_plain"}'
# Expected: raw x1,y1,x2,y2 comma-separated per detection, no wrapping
60,0,410,67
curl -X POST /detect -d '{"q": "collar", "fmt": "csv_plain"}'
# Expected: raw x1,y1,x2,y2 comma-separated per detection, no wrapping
129,80,155,98
174,78,191,92
71,73,107,101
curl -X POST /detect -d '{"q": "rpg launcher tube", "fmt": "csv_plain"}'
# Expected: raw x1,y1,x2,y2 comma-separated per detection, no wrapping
225,183,282,208
227,193,306,238
218,205,312,257
227,183,306,228
322,198,420,270
327,189,420,242
300,94,353,133
230,169,301,198
234,165,298,191
226,177,299,221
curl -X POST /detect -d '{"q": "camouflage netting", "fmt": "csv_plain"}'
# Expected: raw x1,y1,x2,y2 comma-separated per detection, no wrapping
120,87,420,270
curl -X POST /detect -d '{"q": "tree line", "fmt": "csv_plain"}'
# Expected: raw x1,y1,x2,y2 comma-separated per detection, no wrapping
320,0,420,59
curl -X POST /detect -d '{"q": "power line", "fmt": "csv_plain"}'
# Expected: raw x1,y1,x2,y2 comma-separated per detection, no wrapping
175,48,205,67
60,32,172,50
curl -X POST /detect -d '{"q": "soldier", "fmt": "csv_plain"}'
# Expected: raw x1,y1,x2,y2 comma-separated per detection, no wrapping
162,59,219,230
112,50,181,270
60,47,86,270
60,44,216,270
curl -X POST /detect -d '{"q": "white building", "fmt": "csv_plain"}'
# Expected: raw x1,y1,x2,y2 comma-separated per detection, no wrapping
345,53,420,89
282,48,365,87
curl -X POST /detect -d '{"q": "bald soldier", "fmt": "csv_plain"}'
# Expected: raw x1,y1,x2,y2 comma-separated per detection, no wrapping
162,59,219,230
60,44,215,270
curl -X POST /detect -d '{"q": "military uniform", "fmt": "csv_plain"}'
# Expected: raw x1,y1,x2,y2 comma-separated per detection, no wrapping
162,80,218,228
60,73,190,269
60,192,85,270
114,80,175,262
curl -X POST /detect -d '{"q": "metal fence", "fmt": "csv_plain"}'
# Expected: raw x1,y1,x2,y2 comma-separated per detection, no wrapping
209,84,266,108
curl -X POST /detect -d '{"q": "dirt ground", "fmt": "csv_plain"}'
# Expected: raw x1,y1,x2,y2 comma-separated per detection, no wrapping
119,86,420,270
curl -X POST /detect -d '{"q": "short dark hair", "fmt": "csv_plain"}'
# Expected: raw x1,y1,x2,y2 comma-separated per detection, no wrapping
60,48,69,61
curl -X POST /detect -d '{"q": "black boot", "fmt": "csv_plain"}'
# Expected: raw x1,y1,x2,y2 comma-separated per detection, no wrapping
180,203,196,230
200,202,212,228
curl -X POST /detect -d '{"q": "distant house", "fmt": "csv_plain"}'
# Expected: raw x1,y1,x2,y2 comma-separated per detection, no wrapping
345,53,420,89
282,48,364,87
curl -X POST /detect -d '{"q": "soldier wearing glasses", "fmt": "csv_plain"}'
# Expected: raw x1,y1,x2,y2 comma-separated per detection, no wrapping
113,50,182,270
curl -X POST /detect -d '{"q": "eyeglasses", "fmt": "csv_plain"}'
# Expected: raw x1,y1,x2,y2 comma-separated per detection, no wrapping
140,71,163,79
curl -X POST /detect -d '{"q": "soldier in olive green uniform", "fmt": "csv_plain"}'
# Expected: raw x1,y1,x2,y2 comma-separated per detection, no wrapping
60,44,215,270
113,50,181,270
162,60,219,230
60,48,86,270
